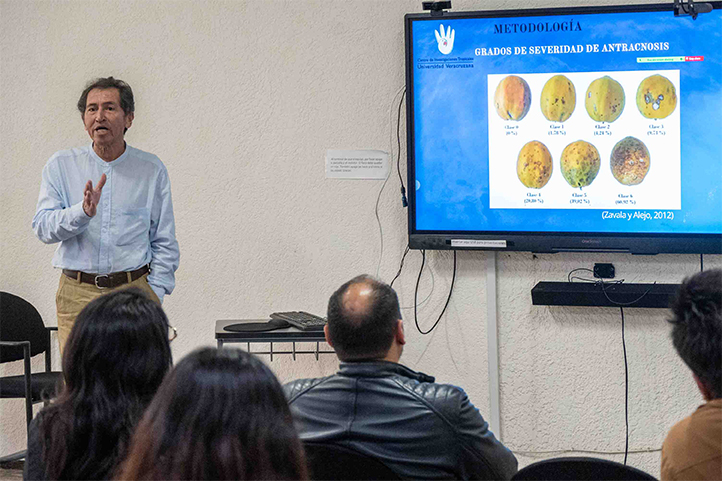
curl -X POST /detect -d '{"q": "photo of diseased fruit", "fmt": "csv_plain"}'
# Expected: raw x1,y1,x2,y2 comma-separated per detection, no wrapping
611,137,651,185
540,75,576,122
636,74,677,119
494,75,532,121
585,76,625,122
560,140,600,188
517,141,553,188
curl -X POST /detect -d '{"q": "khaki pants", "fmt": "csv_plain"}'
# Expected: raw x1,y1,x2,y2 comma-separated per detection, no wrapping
56,272,161,357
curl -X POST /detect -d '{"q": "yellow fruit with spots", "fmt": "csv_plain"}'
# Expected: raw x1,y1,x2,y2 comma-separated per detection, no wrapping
560,140,600,188
585,76,625,122
540,75,576,122
494,75,532,121
636,74,677,119
517,141,553,188
611,137,650,186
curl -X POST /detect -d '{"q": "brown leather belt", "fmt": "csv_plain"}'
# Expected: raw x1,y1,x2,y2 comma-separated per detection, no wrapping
62,265,150,289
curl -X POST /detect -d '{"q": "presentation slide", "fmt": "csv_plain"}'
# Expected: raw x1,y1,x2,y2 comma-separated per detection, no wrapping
410,7,721,234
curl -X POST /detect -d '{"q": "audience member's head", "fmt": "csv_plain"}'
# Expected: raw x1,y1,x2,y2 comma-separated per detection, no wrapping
668,269,722,401
39,288,172,480
326,274,404,362
118,347,308,481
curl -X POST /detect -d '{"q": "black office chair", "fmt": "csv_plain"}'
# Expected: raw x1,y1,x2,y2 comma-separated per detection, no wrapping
303,441,401,480
0,292,63,463
512,456,657,481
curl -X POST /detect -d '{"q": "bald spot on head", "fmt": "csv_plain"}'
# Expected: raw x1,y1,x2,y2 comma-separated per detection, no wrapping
341,282,375,324
326,274,401,361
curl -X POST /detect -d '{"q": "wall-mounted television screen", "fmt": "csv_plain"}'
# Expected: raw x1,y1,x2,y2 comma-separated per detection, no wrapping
405,2,722,254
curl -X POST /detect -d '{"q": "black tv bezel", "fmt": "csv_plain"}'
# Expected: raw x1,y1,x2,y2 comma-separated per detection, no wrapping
404,2,722,254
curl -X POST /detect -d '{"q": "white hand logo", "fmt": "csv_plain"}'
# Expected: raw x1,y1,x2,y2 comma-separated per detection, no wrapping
435,24,455,55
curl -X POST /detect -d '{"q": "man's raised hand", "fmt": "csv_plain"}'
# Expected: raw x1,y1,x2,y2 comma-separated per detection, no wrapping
82,174,106,217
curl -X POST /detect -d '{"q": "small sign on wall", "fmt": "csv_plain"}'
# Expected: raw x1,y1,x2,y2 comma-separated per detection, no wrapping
325,149,389,179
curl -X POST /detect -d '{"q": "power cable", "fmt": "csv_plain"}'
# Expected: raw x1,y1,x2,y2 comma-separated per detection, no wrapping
601,281,656,307
567,268,638,465
566,268,655,307
621,306,629,465
390,246,435,310
390,245,410,288
414,250,457,335
397,90,408,207
374,86,407,278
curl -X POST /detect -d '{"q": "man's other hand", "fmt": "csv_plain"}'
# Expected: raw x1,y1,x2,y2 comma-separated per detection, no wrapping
82,174,106,217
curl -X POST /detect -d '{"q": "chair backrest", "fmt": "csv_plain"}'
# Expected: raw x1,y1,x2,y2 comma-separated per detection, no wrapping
0,292,50,362
303,442,401,480
512,457,657,481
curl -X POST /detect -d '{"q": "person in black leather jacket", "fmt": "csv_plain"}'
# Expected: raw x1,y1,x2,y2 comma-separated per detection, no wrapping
284,275,518,480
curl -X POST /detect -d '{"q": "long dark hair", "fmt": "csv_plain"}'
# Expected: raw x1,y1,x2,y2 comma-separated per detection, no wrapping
39,288,172,480
118,347,308,480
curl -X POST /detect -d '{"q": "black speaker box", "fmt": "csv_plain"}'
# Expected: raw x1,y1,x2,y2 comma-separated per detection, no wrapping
531,281,680,308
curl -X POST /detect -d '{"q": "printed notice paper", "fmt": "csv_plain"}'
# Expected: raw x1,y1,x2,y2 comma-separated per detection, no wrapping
325,150,389,179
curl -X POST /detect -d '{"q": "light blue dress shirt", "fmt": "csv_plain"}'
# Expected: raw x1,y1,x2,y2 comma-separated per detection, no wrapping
32,144,179,302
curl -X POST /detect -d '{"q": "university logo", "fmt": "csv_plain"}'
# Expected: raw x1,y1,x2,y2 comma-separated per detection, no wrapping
435,24,455,55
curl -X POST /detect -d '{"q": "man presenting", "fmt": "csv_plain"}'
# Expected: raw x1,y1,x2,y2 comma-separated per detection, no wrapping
33,77,179,354
284,275,517,480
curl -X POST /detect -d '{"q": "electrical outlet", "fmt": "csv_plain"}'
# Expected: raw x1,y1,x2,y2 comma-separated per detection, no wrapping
593,263,615,279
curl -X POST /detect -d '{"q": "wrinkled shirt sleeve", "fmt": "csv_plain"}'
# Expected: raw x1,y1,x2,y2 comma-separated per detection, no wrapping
32,161,90,244
147,166,180,303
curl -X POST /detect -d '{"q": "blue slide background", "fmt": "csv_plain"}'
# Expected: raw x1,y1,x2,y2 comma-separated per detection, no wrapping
411,8,722,234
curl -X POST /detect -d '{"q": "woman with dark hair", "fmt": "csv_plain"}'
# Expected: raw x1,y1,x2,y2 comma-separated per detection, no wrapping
24,288,173,480
117,347,308,480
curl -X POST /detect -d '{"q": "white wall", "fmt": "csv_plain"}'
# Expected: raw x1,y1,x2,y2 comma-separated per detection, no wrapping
1,0,720,476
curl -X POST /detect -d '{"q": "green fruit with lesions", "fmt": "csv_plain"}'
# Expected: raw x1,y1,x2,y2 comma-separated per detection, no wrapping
560,140,601,188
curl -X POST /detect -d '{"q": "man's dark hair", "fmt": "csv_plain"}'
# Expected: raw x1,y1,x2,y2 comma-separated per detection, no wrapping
668,269,722,399
77,76,135,117
326,275,402,361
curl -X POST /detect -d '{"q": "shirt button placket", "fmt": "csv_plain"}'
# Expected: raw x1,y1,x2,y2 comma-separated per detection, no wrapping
100,167,112,274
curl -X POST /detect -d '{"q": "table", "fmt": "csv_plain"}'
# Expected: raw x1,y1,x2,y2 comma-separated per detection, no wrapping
215,319,334,361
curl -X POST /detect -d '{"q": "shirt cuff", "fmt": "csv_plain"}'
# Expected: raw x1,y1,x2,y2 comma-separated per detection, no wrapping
71,202,92,225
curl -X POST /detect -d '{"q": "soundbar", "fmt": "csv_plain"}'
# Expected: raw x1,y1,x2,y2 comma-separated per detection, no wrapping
531,281,680,308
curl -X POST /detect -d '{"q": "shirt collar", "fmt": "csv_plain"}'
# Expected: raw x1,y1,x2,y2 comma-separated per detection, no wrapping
338,360,436,383
89,142,130,166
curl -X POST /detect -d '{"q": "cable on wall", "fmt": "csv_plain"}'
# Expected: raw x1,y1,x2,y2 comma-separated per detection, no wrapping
390,246,436,310
621,306,629,465
414,250,457,335
376,87,435,311
396,89,408,208
601,281,656,307
566,267,656,307
390,245,410,288
375,86,408,278
567,267,638,465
